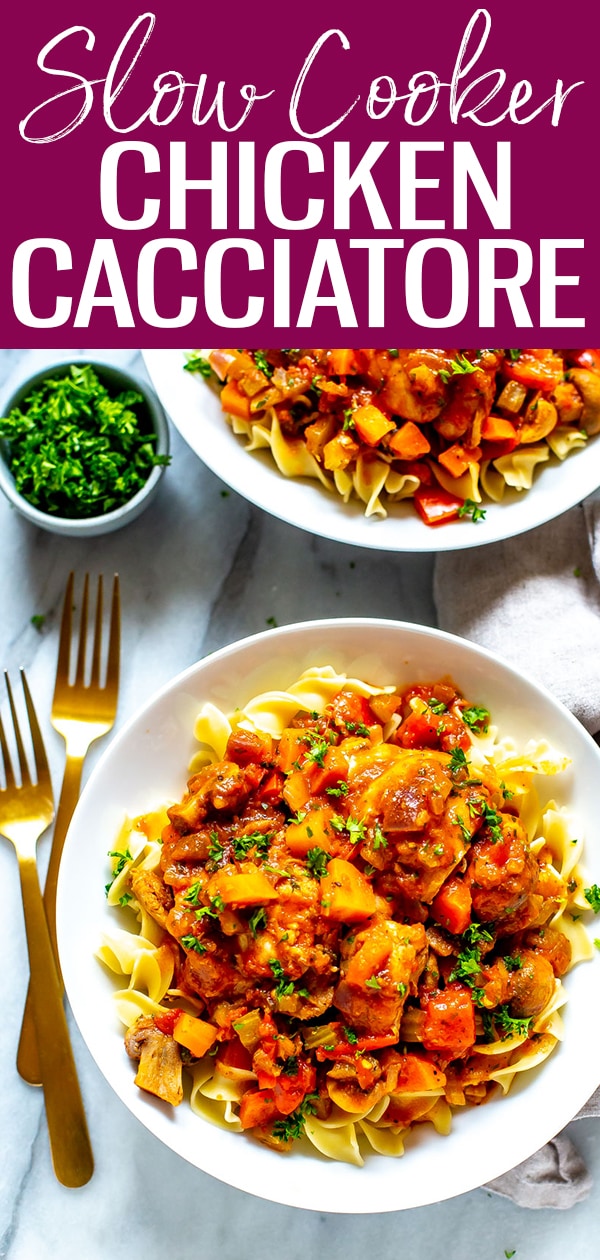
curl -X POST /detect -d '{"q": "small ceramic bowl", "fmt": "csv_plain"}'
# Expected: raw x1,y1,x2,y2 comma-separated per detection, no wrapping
0,359,170,537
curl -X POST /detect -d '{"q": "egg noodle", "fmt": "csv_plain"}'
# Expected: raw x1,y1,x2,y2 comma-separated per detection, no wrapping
98,667,594,1165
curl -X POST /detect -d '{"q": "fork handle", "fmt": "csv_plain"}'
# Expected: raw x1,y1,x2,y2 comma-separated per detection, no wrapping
17,753,85,1085
18,847,94,1186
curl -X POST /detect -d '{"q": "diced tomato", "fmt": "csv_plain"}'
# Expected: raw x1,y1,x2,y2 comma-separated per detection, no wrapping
154,1010,180,1036
395,710,470,753
328,689,375,732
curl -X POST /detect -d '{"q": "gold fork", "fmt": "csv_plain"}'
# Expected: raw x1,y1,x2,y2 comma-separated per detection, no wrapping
0,671,93,1186
17,573,121,1086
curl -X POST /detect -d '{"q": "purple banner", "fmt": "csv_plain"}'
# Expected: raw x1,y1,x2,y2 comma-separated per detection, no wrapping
1,0,598,346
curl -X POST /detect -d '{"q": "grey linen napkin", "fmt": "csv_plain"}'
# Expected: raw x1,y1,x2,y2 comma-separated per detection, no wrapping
434,495,600,1207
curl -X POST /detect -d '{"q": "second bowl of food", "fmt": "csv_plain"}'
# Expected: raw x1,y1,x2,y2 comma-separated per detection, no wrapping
57,619,600,1211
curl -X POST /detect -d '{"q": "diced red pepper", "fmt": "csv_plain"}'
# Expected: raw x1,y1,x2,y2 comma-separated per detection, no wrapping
413,486,464,527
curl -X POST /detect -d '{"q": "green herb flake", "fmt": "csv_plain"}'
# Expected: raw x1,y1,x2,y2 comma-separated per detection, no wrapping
343,1026,359,1044
249,907,267,938
306,847,329,879
584,884,600,913
462,705,491,733
253,351,273,378
272,1092,318,1143
458,499,487,523
180,935,207,954
184,353,213,378
365,976,382,990
326,780,349,798
30,614,46,632
0,365,170,519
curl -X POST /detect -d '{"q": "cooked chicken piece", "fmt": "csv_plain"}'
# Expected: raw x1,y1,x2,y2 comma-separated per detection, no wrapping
130,868,174,930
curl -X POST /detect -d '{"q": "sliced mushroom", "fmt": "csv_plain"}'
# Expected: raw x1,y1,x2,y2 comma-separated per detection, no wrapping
125,1016,183,1106
519,398,558,443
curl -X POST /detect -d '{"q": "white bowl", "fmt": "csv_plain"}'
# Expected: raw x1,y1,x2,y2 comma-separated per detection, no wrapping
143,350,600,553
0,359,170,537
57,619,600,1212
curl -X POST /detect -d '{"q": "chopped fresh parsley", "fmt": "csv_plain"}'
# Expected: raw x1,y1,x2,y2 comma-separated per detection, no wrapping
584,884,600,913
265,616,278,629
345,721,370,737
208,832,225,863
281,1055,299,1077
253,351,273,378
449,746,469,779
233,831,271,860
483,1004,532,1042
462,922,493,946
248,907,267,937
1,365,170,519
503,954,522,972
302,730,332,768
180,935,207,954
105,848,132,894
462,705,491,733
346,816,367,845
269,959,296,998
184,352,213,378
507,349,522,362
305,847,330,879
183,881,202,906
428,699,447,715
343,1026,359,1044
373,822,388,850
272,1092,318,1143
387,349,399,358
438,353,478,383
449,946,482,986
342,409,356,431
326,780,349,798
458,499,487,523
478,804,504,844
119,892,133,907
30,614,46,632
365,976,382,990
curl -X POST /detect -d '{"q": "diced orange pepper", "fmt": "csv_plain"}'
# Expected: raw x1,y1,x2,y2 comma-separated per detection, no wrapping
387,421,431,460
285,806,336,856
480,414,518,443
328,349,360,375
306,745,349,794
352,404,396,447
395,1053,447,1093
431,876,472,936
209,865,278,907
320,858,377,922
414,486,464,527
438,444,482,478
173,1012,218,1058
282,768,312,813
220,379,251,420
277,728,310,773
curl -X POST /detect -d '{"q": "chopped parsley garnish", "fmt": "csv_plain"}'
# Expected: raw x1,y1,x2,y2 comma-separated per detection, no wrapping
30,614,46,632
119,892,133,907
305,847,330,879
232,831,271,860
184,353,213,378
491,1005,532,1040
302,730,332,768
507,349,522,362
428,699,447,715
342,409,356,431
462,922,493,946
365,976,382,990
345,721,370,737
584,884,600,913
449,746,469,779
253,351,273,378
326,780,349,797
478,804,504,844
183,881,202,906
0,365,170,519
248,907,267,937
208,832,225,863
438,353,478,383
281,1055,299,1077
269,959,296,998
373,822,388,850
458,499,487,523
343,1026,359,1044
387,349,399,358
503,954,522,972
272,1092,318,1142
180,935,207,954
105,847,132,894
449,946,482,986
346,817,367,845
462,705,491,733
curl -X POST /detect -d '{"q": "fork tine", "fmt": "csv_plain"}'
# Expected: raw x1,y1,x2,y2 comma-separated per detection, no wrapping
90,575,103,688
4,672,31,788
55,572,74,693
74,574,89,686
20,670,52,792
106,575,121,693
0,707,16,790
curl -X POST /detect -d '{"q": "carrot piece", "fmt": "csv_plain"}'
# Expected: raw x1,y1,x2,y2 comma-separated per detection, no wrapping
209,866,278,906
395,1053,447,1093
387,421,431,460
257,769,286,806
438,444,482,478
431,876,472,936
173,1013,218,1058
220,379,251,420
352,404,396,447
320,858,377,923
238,1088,280,1130
285,806,336,856
413,486,464,527
480,414,518,443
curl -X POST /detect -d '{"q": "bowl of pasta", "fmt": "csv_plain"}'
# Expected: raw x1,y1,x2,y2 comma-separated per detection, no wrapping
143,349,600,551
57,619,600,1212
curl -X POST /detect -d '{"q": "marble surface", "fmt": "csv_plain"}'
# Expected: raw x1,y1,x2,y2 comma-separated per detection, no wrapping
0,348,598,1260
